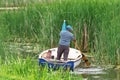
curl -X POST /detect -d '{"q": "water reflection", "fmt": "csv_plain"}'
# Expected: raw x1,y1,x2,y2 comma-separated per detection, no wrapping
74,67,106,74
4,42,120,80
71,67,120,80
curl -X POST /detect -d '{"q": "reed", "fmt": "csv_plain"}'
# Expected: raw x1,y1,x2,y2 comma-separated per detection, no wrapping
0,0,40,7
0,0,120,64
0,56,82,80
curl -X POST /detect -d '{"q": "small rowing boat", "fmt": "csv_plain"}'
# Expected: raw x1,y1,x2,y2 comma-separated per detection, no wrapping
38,47,82,71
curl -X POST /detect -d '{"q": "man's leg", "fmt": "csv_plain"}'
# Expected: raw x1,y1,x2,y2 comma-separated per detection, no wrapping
63,46,69,61
57,45,64,60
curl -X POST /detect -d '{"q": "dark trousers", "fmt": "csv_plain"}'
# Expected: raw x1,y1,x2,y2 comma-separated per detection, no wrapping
57,45,69,61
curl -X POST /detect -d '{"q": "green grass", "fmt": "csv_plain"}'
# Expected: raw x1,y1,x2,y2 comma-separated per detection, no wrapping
0,0,42,7
0,0,120,64
0,1,120,79
0,56,82,80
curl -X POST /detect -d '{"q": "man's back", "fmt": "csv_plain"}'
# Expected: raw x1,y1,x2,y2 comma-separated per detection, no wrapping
59,31,74,46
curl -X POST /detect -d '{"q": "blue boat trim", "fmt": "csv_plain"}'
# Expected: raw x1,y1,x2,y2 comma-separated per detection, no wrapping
39,58,75,71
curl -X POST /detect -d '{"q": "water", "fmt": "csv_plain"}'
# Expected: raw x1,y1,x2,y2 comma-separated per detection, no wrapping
4,42,120,80
71,67,120,80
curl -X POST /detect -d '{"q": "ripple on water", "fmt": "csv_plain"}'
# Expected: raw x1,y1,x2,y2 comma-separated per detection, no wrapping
71,67,106,75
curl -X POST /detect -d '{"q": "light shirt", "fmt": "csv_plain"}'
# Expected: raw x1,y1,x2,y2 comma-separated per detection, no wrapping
59,31,75,46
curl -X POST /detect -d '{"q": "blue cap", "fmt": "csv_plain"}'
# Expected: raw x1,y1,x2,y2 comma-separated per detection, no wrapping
66,25,73,31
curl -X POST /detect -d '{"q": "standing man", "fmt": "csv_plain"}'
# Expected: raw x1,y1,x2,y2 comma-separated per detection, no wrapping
57,20,76,61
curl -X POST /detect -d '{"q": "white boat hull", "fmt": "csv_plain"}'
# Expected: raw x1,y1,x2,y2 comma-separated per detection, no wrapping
38,47,82,71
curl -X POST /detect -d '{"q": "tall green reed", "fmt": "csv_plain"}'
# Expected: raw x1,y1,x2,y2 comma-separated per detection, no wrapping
0,56,82,80
0,0,42,7
0,0,120,64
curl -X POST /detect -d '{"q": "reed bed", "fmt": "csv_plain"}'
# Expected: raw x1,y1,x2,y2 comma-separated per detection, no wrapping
0,56,82,80
0,0,120,64
0,0,41,7
0,0,120,79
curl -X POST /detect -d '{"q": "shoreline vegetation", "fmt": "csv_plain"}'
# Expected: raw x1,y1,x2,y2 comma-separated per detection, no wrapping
0,7,20,11
0,0,120,79
0,0,119,64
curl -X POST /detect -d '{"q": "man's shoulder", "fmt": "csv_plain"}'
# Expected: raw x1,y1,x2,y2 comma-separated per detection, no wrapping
67,31,73,35
60,31,67,34
60,31,73,35
60,31,66,33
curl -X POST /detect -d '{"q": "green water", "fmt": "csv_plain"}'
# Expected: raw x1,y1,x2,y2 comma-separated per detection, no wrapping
72,67,120,80
1,42,120,80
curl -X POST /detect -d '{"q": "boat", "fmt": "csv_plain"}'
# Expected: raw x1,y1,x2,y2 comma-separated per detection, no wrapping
38,47,82,71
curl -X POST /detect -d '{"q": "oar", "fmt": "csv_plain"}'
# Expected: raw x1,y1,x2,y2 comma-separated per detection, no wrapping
74,42,91,67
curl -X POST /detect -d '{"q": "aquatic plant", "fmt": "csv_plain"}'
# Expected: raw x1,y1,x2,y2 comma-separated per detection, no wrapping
0,0,120,64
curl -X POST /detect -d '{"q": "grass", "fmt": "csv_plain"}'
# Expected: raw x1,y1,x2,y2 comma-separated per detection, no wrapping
0,56,83,80
0,1,120,79
0,0,120,66
0,0,41,7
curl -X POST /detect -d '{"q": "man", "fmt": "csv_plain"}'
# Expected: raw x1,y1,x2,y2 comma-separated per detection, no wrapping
57,20,76,61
